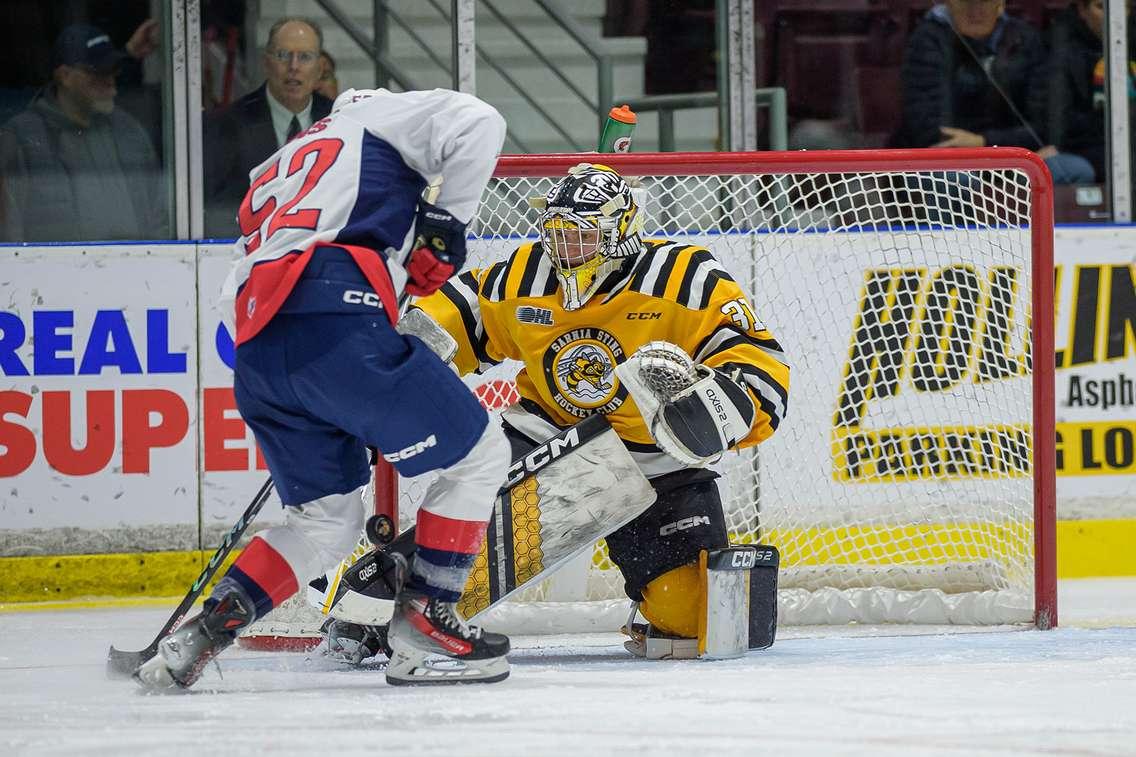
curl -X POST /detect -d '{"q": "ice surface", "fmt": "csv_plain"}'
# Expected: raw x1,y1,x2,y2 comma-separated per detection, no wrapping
1,579,1134,756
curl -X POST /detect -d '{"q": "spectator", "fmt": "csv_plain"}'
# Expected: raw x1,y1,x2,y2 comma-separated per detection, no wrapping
895,0,1047,151
202,0,251,110
894,1,1094,184
0,23,166,242
203,17,332,236
125,18,160,59
1042,0,1112,183
316,50,339,101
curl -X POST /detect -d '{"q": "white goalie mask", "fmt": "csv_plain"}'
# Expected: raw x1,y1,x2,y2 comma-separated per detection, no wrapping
529,163,645,310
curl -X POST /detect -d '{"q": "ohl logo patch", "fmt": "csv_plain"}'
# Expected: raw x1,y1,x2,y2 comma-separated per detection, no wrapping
542,328,627,417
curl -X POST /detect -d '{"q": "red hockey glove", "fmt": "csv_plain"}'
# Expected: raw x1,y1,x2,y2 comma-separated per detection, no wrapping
404,201,467,297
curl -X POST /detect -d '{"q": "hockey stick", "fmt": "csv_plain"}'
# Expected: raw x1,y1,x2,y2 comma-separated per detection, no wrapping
105,477,275,678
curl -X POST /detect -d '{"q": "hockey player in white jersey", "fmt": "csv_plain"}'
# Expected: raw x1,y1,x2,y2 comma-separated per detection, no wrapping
135,89,511,690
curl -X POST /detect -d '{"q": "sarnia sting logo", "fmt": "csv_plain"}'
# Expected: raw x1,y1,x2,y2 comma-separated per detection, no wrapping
542,328,627,417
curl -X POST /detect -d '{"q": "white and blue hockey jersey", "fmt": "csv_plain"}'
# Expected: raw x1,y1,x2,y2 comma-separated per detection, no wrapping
220,88,506,345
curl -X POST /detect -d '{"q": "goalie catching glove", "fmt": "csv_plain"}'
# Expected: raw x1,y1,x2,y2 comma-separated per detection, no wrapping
404,200,467,296
616,341,755,467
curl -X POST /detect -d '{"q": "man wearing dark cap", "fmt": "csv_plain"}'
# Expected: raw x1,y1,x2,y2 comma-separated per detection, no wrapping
0,24,166,242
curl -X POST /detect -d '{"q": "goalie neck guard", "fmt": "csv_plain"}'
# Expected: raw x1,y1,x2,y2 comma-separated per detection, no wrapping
529,163,645,311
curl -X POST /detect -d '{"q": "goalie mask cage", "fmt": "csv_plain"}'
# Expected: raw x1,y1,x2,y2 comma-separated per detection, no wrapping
243,148,1056,647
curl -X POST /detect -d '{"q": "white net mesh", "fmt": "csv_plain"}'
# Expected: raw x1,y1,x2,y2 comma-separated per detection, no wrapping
246,151,1052,644
417,155,1049,628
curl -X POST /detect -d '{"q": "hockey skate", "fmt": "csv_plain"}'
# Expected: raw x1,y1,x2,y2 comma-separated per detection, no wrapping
622,620,699,660
385,587,510,686
133,589,254,692
621,603,699,660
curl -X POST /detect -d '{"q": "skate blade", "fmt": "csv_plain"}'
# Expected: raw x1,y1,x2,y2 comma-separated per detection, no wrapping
385,652,509,686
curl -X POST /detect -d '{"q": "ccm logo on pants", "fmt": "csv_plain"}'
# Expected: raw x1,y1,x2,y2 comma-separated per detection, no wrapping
343,290,383,308
383,435,438,462
659,515,710,536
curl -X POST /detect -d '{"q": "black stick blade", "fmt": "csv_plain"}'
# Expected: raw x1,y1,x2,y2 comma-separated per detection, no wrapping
106,644,156,679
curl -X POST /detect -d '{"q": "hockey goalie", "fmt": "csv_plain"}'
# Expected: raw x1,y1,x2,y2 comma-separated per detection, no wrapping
320,163,790,661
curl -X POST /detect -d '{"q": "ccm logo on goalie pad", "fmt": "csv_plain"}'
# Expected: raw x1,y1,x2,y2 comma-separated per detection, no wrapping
659,515,711,536
383,434,438,462
706,545,779,571
505,427,580,488
343,290,383,308
732,550,756,569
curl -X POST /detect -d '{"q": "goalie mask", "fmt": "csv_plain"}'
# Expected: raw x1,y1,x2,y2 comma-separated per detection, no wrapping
530,163,645,310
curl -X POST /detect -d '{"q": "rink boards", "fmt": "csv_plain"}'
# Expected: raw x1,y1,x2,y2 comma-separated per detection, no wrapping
0,227,1133,593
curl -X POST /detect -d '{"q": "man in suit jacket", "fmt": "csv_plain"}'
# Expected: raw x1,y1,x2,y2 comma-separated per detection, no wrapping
204,17,333,237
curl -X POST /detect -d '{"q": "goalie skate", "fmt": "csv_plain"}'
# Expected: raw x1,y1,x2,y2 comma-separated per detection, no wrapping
323,617,390,665
385,587,510,686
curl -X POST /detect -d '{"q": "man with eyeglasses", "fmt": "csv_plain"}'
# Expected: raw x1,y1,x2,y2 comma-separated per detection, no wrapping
204,17,333,237
0,24,166,242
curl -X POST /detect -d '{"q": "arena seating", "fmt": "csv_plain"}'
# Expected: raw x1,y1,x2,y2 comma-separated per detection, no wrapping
757,1,1104,222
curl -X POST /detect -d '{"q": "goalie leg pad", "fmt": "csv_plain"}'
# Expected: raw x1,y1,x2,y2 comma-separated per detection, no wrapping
700,545,780,659
322,416,656,625
626,545,780,660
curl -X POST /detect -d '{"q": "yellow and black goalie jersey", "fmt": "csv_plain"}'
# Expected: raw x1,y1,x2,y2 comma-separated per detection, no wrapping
416,239,791,477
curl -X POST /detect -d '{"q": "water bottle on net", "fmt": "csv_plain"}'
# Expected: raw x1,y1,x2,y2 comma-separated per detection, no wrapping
597,104,637,153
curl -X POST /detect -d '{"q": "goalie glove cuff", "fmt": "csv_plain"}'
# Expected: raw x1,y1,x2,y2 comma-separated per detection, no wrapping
654,366,756,466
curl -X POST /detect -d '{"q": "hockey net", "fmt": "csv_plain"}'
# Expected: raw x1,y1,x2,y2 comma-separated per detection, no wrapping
243,148,1056,646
